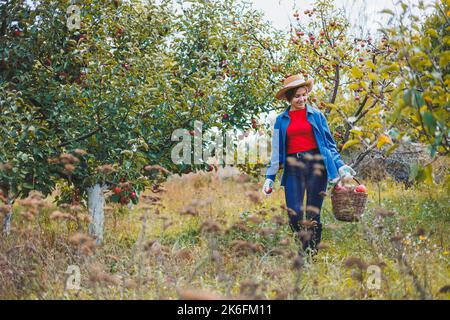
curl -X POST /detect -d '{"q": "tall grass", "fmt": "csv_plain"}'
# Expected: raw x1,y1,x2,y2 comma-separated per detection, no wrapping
0,168,449,299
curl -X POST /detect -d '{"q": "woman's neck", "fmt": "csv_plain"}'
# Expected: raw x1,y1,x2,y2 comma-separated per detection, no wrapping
290,104,306,111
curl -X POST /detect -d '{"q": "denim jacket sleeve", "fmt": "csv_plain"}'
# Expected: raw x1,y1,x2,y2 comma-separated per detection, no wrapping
319,112,345,170
265,116,282,182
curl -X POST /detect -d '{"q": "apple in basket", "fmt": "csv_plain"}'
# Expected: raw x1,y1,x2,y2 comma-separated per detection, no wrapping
354,184,367,193
334,185,346,191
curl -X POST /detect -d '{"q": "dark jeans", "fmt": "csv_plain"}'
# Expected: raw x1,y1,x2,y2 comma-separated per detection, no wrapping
284,148,328,253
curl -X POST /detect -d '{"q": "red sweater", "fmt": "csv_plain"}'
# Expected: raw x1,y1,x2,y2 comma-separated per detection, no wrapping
286,108,318,154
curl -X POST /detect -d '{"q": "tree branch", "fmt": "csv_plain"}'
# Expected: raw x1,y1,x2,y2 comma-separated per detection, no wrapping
56,127,102,148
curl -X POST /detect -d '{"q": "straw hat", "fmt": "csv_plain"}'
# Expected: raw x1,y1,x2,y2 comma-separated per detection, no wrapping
275,75,314,100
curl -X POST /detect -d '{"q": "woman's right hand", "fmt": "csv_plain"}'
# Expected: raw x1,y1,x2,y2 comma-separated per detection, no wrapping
262,179,274,196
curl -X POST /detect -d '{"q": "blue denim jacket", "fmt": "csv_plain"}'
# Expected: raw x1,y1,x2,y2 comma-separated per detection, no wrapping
265,103,345,187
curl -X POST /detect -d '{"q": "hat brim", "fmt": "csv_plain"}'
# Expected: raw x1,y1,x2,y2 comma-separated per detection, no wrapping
275,79,314,100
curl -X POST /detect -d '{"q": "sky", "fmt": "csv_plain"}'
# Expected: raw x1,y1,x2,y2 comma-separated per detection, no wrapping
249,0,435,37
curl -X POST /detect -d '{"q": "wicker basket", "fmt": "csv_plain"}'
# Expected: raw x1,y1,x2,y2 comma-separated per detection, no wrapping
330,176,368,222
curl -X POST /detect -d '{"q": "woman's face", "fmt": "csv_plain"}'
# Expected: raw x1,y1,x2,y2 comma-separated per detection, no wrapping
290,86,309,109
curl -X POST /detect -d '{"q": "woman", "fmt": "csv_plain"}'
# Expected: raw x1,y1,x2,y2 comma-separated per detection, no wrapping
262,74,356,255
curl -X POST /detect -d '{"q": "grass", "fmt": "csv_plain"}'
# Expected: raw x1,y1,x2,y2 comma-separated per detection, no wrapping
0,169,449,300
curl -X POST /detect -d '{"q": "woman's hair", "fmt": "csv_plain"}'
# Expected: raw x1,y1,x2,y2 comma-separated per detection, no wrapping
285,86,309,103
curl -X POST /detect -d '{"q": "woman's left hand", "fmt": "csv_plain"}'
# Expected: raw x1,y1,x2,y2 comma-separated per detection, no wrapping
338,165,356,178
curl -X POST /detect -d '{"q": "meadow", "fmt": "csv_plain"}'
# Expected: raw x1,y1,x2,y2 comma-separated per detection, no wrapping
1,164,449,300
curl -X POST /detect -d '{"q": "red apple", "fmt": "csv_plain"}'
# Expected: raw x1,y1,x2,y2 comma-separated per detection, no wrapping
252,123,257,129
114,187,122,194
265,186,273,194
119,196,127,204
222,113,229,120
12,29,22,37
130,191,136,199
355,184,367,193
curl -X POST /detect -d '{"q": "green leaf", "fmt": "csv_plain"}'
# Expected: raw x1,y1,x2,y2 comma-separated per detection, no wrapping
23,183,34,189
351,66,363,79
365,61,376,70
368,73,378,81
409,163,420,181
403,89,412,106
413,91,425,109
342,139,361,151
439,50,450,67
349,128,363,136
386,143,400,156
425,28,438,38
423,163,434,185
380,9,395,15
422,111,436,134
348,83,360,90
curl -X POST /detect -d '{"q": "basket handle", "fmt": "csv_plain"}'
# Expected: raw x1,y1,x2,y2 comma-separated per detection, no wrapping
333,175,362,189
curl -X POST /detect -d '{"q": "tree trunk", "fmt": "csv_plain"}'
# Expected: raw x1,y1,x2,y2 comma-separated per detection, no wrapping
2,210,11,236
87,184,107,244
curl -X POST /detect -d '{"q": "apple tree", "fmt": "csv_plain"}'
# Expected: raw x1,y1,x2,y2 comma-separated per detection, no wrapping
378,0,449,186
0,0,285,241
0,0,176,240
275,0,411,178
136,0,285,175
